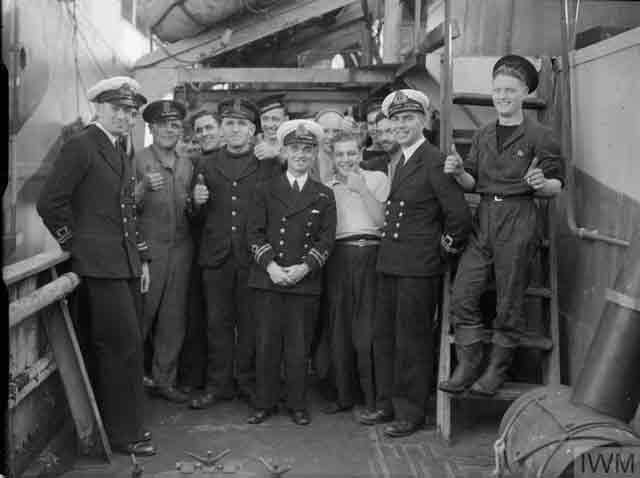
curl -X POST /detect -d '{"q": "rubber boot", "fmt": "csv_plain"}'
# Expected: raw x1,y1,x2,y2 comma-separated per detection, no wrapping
438,342,484,394
469,345,515,396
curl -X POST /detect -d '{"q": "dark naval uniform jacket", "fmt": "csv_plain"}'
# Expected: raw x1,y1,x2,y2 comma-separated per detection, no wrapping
37,124,150,277
192,148,281,268
247,175,337,295
377,139,472,277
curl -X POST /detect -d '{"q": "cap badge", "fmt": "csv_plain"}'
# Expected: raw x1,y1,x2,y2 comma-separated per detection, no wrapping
296,124,309,136
117,83,134,94
162,101,171,114
233,98,242,111
392,91,408,106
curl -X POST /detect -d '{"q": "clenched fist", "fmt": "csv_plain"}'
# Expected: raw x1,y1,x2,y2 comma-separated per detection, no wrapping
193,173,210,205
146,171,165,191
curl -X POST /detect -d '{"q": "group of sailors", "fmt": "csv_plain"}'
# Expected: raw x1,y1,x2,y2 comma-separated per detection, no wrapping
36,54,565,457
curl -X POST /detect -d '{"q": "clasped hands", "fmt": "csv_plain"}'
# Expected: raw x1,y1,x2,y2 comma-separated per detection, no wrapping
267,261,310,287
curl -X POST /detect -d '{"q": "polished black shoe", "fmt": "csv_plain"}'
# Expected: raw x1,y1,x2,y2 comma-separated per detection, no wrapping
247,407,276,424
139,430,152,442
153,386,189,404
289,409,311,426
113,440,157,456
383,420,423,438
469,345,516,397
143,375,156,390
357,408,394,426
321,402,353,415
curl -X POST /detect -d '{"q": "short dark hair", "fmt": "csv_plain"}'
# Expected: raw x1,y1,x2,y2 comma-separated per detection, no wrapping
190,109,220,129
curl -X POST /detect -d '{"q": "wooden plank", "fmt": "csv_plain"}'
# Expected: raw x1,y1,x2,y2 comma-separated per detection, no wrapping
47,268,112,460
605,288,640,312
9,354,57,409
176,67,396,85
9,273,81,328
436,269,453,443
3,250,70,286
134,0,359,69
447,382,542,401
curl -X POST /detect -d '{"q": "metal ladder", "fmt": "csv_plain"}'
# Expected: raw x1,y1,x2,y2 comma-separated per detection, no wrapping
435,0,561,444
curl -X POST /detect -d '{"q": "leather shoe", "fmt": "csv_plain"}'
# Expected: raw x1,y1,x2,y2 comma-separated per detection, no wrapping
143,376,156,389
153,386,189,404
247,407,277,424
114,440,157,456
321,402,353,414
189,392,218,409
357,409,394,426
289,409,311,426
383,420,423,438
139,430,152,442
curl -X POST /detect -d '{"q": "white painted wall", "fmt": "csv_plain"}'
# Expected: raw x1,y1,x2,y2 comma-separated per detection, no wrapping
570,27,640,202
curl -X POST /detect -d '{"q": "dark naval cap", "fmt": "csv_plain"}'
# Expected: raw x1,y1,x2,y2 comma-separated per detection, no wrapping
218,97,259,123
257,94,287,115
381,89,429,118
87,76,147,108
493,55,539,93
277,119,324,147
142,100,187,123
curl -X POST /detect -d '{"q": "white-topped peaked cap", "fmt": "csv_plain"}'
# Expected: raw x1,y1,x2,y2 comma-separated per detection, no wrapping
87,76,146,107
381,89,429,118
277,119,324,146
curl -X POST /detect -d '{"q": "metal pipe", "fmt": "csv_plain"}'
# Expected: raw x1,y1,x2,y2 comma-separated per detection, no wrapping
559,0,630,248
413,0,422,53
439,0,453,153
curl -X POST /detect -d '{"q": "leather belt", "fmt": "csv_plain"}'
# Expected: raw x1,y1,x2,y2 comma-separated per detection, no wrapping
481,194,533,202
337,238,381,247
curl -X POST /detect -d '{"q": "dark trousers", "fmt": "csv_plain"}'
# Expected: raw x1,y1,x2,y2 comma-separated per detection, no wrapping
142,240,192,387
84,277,145,446
202,255,255,396
178,258,207,389
326,244,378,409
254,290,317,411
373,274,440,423
451,198,539,347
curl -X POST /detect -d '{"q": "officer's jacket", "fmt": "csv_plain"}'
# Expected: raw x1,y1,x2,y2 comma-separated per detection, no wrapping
464,116,565,196
37,124,150,278
192,147,281,268
247,175,337,295
377,140,472,277
134,145,193,245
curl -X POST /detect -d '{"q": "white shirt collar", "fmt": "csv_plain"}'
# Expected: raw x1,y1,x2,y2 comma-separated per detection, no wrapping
401,137,426,164
286,171,308,189
91,121,118,146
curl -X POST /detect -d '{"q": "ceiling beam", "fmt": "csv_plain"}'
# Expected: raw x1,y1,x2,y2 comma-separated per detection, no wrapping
175,67,397,85
134,0,358,70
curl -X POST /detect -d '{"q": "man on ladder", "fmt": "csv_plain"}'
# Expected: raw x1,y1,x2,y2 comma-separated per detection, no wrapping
439,55,565,397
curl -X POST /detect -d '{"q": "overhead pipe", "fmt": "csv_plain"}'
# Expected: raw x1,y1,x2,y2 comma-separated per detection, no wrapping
559,0,630,248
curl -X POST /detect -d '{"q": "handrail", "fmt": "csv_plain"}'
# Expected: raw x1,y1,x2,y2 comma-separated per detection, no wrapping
559,0,630,248
3,250,71,286
9,272,81,328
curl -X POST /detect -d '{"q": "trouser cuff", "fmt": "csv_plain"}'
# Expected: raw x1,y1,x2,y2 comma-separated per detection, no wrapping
454,325,485,346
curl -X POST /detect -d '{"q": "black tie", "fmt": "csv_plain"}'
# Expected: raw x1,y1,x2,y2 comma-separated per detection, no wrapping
391,153,406,187
292,180,300,193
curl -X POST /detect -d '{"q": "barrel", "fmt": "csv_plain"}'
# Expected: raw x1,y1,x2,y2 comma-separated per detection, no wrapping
494,385,639,478
571,233,640,421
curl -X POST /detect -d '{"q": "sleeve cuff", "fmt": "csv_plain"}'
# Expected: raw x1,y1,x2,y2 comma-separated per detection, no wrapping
304,247,329,271
441,234,462,254
252,243,276,269
54,226,73,249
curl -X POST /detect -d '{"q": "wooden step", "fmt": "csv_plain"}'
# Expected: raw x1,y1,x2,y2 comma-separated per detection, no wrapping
447,331,553,350
446,381,541,401
453,93,547,110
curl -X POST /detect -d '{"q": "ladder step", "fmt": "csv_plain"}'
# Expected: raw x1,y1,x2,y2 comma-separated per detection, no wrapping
447,382,542,401
453,93,547,110
447,332,553,350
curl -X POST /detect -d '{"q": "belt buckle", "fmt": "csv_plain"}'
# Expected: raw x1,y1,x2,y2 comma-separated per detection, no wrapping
356,239,366,247
493,194,504,202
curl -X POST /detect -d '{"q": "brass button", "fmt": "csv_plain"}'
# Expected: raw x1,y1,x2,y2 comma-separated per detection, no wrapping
278,252,284,258
281,217,287,223
400,201,405,206
231,226,237,232
232,196,237,201
124,232,129,237
279,240,285,246
393,232,399,239
381,232,386,238
232,211,237,216
123,218,128,223
385,210,390,216
121,204,125,209
383,221,387,226
232,181,238,187
386,200,391,205
280,228,285,234
304,244,309,249
399,212,404,217
307,222,312,227
305,232,311,237
396,223,400,228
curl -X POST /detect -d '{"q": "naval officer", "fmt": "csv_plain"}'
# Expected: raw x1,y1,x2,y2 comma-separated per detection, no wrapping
247,119,337,426
358,89,472,437
37,76,156,455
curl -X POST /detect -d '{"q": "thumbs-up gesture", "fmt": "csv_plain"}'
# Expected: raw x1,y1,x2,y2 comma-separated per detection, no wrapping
444,144,464,176
524,157,545,190
193,173,210,205
145,164,165,191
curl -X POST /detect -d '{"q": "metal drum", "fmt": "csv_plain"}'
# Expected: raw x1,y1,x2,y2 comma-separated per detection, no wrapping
494,385,639,478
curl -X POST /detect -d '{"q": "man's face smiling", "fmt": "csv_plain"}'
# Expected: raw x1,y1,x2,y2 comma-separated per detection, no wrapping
333,139,361,177
260,107,287,141
194,114,221,152
376,117,399,153
221,117,255,151
391,111,425,147
286,142,316,176
151,119,182,150
316,112,343,154
492,74,528,119
96,102,138,136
